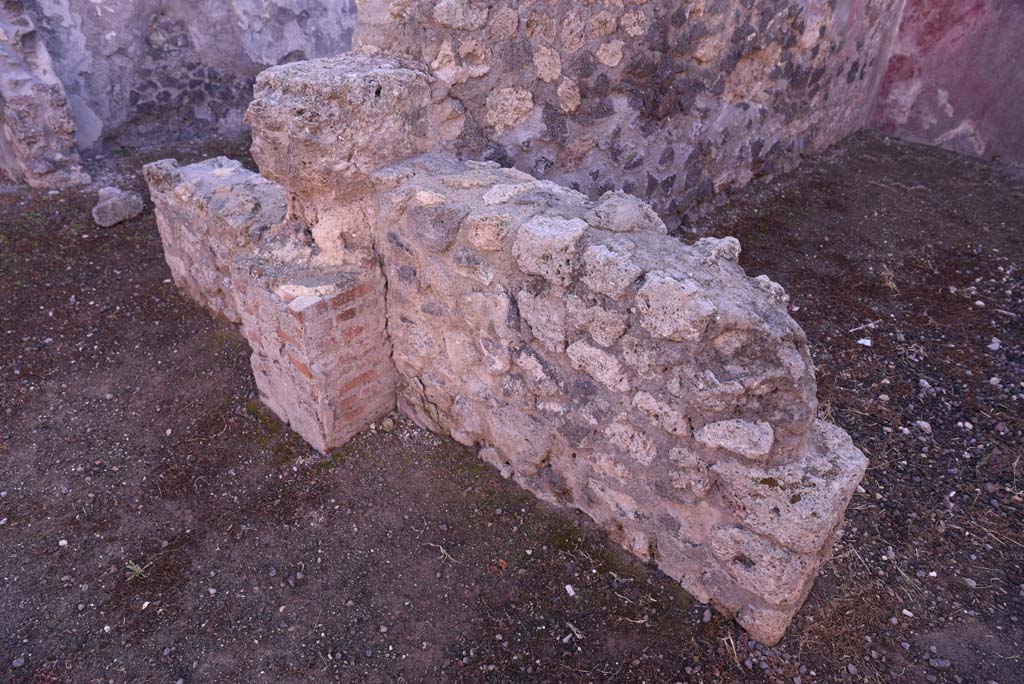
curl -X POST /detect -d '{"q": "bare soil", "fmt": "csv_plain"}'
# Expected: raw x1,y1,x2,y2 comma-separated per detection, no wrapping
1,132,1021,684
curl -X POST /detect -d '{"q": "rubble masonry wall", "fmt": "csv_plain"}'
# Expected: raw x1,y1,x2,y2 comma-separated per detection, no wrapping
370,152,866,645
355,0,907,222
145,53,868,645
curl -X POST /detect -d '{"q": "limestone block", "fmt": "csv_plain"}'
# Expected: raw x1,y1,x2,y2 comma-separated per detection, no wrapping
516,289,567,352
695,419,775,462
636,272,718,343
581,243,642,299
586,192,667,234
668,447,712,497
484,87,534,133
712,421,867,555
632,391,688,436
464,211,513,251
585,307,628,347
432,0,488,31
532,45,561,83
695,236,742,263
245,53,464,205
512,215,587,285
566,340,630,392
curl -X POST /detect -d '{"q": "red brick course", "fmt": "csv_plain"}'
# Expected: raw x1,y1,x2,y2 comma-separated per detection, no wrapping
231,258,396,452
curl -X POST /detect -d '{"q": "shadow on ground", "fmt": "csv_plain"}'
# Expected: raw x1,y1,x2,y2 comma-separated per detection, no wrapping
1,133,1021,683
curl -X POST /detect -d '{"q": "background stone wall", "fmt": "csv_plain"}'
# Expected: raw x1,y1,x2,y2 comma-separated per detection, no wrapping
355,0,907,224
8,0,1023,196
871,0,1024,164
20,0,356,150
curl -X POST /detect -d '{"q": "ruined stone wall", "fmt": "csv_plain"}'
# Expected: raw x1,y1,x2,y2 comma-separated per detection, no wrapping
146,54,868,644
143,152,397,452
355,0,906,223
20,0,357,149
371,152,865,644
0,0,87,187
870,0,1024,163
144,156,287,323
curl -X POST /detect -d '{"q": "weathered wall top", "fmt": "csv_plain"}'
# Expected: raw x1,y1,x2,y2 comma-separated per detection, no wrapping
247,54,464,204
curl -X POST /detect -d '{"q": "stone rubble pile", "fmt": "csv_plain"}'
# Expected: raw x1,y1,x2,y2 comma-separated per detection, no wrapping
144,53,866,644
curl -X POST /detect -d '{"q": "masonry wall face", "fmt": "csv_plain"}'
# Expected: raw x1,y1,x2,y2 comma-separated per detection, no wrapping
871,0,1024,163
143,151,398,453
20,0,357,149
371,153,866,643
144,156,288,323
356,0,905,223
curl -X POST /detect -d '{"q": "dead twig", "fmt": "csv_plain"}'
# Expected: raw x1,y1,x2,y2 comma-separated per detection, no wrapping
722,635,742,670
423,542,459,563
848,319,882,333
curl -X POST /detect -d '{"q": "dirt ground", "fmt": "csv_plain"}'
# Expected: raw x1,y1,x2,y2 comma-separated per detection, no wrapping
1,132,1021,684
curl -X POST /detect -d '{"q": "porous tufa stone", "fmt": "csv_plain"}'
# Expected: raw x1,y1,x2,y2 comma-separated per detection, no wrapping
432,0,488,31
463,211,513,251
581,244,643,299
512,215,587,285
516,289,567,352
695,236,742,263
696,419,775,461
587,191,667,234
567,340,630,392
636,272,718,342
484,87,534,134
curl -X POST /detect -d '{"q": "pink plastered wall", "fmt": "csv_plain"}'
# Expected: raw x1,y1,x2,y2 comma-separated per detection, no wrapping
871,0,1024,163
